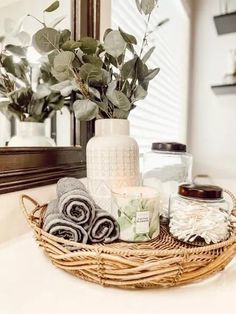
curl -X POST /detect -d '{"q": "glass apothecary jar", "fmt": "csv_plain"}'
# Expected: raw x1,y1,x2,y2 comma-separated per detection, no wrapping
169,184,233,245
143,142,192,219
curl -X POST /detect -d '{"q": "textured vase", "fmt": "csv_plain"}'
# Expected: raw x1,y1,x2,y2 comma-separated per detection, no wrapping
86,119,140,212
8,121,56,147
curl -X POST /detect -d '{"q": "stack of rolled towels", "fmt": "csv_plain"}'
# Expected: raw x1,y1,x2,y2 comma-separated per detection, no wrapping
43,177,120,244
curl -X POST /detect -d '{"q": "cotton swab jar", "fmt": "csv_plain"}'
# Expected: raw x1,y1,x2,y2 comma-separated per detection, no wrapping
169,184,233,245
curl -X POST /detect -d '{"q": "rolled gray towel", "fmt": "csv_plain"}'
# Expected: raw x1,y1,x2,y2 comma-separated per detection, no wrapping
57,177,87,198
43,200,88,243
57,178,96,229
88,208,120,244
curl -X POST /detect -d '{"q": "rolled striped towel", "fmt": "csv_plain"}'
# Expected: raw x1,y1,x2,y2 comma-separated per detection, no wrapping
88,208,120,244
57,178,96,229
43,200,88,243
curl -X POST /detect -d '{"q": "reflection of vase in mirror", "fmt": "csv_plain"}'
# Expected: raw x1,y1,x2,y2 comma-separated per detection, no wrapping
8,121,56,147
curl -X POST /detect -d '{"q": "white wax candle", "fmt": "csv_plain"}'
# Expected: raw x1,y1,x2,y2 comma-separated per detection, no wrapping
112,186,160,242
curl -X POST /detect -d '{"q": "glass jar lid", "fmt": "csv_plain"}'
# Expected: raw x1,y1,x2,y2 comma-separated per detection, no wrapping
178,184,223,200
152,142,187,152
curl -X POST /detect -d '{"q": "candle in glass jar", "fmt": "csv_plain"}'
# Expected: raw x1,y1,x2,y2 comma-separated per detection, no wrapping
112,186,160,242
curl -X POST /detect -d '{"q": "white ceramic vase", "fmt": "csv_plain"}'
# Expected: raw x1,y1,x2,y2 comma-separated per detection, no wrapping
86,119,140,212
8,121,56,147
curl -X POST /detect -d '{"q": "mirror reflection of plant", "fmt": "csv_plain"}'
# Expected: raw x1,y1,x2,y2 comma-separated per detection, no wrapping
0,3,65,123
30,0,168,121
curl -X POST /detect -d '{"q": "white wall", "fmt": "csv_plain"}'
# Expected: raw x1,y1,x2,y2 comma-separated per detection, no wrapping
0,184,57,244
188,0,236,180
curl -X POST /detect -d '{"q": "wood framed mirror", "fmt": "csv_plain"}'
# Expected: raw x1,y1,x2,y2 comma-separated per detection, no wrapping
0,0,100,194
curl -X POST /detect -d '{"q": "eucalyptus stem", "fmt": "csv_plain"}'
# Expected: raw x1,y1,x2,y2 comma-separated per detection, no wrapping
139,13,151,58
72,68,90,98
27,14,45,27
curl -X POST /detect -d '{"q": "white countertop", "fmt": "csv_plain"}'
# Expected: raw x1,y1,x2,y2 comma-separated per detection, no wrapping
1,232,236,314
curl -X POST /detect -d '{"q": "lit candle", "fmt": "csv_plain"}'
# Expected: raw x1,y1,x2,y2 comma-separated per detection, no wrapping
112,186,160,242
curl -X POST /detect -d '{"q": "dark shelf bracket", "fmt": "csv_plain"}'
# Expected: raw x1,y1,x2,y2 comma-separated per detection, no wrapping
214,11,236,35
211,83,236,95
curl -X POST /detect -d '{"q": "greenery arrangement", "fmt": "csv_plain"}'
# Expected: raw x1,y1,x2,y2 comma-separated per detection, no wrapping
31,0,167,121
0,0,167,122
0,7,64,122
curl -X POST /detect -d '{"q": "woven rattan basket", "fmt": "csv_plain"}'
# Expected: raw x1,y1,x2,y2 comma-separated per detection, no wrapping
21,192,236,289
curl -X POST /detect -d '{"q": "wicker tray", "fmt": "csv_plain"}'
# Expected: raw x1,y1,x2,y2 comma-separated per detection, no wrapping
21,194,236,289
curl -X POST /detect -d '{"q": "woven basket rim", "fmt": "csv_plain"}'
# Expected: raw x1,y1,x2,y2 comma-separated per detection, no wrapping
21,194,236,257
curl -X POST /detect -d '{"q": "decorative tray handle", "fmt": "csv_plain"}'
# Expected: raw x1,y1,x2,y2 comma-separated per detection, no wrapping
21,194,47,227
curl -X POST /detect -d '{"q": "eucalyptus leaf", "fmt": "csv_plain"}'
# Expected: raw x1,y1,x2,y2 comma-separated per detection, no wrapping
2,56,16,76
142,46,155,63
50,80,75,96
113,108,129,119
137,58,148,81
104,30,126,58
35,84,51,99
133,85,147,102
79,63,102,82
141,80,149,91
156,18,169,28
103,28,112,41
5,44,27,57
61,40,80,51
73,99,98,121
121,57,138,79
48,49,59,65
31,99,44,116
126,43,135,55
121,81,131,98
44,0,59,12
53,51,75,71
51,68,72,81
82,55,103,67
96,101,109,114
40,62,57,84
107,90,131,111
32,27,60,53
145,67,160,80
89,87,101,99
135,0,142,13
52,51,74,81
79,37,97,55
119,28,137,45
59,29,71,46
106,81,117,97
141,0,156,15
101,69,111,85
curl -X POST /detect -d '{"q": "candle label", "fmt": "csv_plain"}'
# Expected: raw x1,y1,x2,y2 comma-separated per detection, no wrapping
136,211,150,234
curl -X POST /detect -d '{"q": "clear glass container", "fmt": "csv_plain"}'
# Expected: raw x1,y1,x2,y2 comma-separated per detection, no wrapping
169,184,231,245
143,142,192,219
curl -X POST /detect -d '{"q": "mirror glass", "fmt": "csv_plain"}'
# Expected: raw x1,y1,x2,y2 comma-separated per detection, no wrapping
0,0,73,147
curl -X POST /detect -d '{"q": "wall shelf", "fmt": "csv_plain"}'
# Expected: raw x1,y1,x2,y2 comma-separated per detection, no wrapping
214,11,236,35
211,83,236,95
